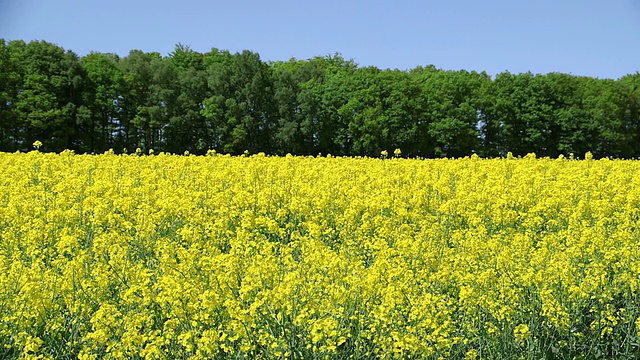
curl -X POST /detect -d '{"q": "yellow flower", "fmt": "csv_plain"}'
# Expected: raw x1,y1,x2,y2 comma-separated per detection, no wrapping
464,349,478,360
513,324,530,347
585,151,593,160
0,151,638,358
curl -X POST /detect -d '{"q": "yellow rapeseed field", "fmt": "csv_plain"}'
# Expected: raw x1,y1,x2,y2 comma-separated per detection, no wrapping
1,150,640,359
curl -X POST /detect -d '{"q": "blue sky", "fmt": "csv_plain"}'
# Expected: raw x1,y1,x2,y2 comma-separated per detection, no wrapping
1,0,639,79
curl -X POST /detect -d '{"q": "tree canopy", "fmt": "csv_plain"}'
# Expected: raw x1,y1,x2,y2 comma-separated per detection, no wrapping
2,39,639,158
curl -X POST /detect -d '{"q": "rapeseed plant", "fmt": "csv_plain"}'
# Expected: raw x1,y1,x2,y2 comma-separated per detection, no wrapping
0,151,639,358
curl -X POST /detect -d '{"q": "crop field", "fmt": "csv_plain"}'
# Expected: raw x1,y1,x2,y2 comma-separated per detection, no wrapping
1,150,640,359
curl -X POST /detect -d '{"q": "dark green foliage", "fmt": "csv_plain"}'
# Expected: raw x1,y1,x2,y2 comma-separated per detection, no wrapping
200,49,275,154
2,38,640,158
81,52,123,152
5,40,87,152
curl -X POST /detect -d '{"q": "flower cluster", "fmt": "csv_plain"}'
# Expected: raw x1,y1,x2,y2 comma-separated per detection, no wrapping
0,151,639,358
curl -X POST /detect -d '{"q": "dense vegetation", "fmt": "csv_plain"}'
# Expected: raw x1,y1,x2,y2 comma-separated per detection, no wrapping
1,39,639,158
3,151,640,359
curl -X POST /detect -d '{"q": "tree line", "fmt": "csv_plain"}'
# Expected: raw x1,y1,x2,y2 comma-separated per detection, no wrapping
1,39,640,158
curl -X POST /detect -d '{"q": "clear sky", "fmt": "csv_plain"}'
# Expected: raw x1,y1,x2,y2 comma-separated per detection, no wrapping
1,0,639,79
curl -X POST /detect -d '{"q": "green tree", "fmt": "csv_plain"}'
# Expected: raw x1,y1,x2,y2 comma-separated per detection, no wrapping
615,73,640,157
81,52,123,152
5,39,640,158
0,39,24,151
487,72,554,156
382,69,423,157
118,50,175,151
169,43,204,71
340,66,421,156
271,58,326,155
415,69,488,157
549,75,603,157
340,66,387,155
203,49,275,154
165,44,211,154
311,54,358,155
12,40,86,152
